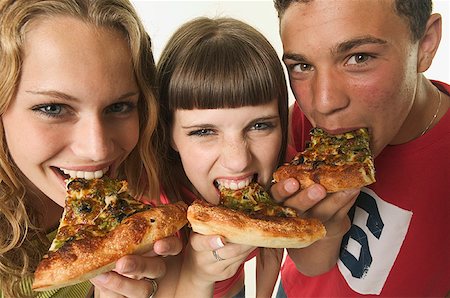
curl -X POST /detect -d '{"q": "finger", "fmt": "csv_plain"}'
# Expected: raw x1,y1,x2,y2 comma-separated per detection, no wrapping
210,243,254,262
114,255,166,279
306,188,359,221
91,272,155,298
189,233,225,252
332,189,360,219
282,184,327,214
153,236,183,256
270,178,300,202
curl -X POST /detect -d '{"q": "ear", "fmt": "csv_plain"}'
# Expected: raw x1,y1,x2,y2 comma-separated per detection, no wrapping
417,13,442,73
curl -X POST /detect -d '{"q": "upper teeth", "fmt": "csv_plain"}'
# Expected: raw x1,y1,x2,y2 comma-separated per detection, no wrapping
60,167,109,179
216,176,253,190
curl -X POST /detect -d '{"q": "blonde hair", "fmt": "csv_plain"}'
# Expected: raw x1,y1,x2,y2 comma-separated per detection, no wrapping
0,0,160,296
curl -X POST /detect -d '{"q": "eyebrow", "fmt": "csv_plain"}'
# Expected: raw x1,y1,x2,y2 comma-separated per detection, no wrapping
333,36,387,54
26,90,78,101
282,36,387,62
26,90,139,101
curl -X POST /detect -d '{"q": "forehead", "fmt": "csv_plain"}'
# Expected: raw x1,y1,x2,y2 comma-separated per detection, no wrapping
280,0,409,53
20,16,136,100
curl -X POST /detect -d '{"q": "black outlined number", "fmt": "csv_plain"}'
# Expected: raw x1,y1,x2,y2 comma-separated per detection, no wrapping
340,192,384,278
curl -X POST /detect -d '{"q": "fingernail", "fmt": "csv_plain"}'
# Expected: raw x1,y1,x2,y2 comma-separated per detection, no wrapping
210,236,225,249
284,179,299,193
117,259,135,273
91,273,109,284
308,185,324,201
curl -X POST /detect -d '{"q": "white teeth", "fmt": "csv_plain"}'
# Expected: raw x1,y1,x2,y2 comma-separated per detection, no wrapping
60,167,109,180
229,182,238,190
216,176,253,190
84,172,95,180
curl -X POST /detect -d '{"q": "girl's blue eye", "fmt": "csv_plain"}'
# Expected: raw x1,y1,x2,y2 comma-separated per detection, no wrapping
252,122,273,130
107,102,135,114
32,104,64,117
41,104,61,114
188,128,214,136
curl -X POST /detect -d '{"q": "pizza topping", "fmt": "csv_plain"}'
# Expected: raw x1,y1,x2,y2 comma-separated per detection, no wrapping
273,127,376,192
219,182,297,218
291,128,373,167
49,178,150,252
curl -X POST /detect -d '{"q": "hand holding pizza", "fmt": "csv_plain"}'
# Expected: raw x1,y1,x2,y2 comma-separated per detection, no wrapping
90,236,183,297
268,128,375,275
270,179,359,239
176,233,255,294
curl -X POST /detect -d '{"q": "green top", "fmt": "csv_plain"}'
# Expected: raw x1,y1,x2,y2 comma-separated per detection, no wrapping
18,279,92,298
1,230,93,298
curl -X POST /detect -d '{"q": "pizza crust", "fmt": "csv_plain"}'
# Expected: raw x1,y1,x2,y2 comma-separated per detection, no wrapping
32,201,187,291
187,200,326,248
273,162,375,193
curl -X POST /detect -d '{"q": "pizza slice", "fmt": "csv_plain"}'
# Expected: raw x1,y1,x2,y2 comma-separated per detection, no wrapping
32,178,188,291
187,182,326,248
273,127,376,192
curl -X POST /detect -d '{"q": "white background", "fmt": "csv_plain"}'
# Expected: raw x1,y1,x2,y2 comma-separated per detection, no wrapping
131,1,449,297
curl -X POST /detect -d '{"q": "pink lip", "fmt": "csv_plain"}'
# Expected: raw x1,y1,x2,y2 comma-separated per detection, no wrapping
319,127,361,135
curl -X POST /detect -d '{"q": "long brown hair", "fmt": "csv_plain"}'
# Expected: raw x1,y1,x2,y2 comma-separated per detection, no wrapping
156,17,288,201
0,1,159,296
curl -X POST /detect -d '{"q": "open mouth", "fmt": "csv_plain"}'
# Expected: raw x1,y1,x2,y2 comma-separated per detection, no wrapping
214,174,257,191
55,166,110,180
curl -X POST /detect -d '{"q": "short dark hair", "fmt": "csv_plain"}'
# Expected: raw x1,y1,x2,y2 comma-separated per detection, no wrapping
273,0,432,41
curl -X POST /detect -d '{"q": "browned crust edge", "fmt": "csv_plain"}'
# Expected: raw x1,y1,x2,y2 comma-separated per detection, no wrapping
273,162,375,192
32,201,187,291
187,200,326,248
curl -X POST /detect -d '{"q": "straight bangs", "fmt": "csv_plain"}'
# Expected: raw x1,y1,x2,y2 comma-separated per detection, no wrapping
167,36,279,110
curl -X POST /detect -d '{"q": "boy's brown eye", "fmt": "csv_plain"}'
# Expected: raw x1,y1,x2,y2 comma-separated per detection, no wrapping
299,63,311,71
355,54,369,63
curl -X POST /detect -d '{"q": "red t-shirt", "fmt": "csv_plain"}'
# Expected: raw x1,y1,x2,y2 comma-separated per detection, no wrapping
281,81,450,296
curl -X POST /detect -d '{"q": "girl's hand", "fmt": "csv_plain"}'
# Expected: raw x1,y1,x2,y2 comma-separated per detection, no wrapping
183,232,255,285
90,235,182,297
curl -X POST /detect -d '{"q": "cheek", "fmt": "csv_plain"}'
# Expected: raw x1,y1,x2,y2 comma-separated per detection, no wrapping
255,133,283,178
179,147,210,175
117,117,140,152
128,123,140,150
353,71,413,117
289,81,308,106
4,117,59,168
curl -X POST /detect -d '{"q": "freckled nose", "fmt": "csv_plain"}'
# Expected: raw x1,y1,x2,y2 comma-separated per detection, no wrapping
220,137,251,172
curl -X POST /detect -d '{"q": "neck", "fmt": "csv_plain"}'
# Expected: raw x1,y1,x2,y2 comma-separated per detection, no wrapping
391,78,445,144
